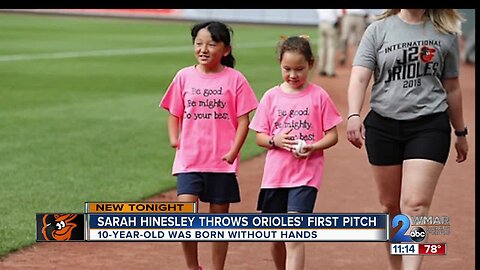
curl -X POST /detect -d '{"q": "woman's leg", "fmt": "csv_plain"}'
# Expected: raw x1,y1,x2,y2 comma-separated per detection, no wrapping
371,164,403,270
400,159,444,270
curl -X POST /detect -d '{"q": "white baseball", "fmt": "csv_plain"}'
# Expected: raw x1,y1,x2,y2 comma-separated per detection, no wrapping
294,139,307,154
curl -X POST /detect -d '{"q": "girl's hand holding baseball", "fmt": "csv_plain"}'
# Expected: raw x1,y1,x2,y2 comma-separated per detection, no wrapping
293,141,314,159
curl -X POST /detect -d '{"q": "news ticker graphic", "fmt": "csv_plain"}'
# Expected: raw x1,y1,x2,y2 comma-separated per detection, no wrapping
390,243,447,255
391,214,450,243
36,203,388,242
86,213,388,241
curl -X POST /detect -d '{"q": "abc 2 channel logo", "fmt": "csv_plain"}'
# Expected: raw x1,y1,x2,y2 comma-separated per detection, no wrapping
36,213,84,241
391,214,426,243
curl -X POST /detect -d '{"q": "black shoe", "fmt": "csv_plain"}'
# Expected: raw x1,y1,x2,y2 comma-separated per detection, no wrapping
340,58,346,66
319,71,327,76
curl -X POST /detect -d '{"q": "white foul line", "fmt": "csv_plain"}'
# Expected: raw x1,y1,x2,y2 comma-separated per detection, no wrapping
0,42,275,62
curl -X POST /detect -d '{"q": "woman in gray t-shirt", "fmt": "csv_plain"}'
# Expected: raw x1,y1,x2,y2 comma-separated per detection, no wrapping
345,9,468,270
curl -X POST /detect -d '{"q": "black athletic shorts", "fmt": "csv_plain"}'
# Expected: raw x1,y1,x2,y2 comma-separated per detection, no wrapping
177,172,240,204
257,186,318,213
364,110,451,165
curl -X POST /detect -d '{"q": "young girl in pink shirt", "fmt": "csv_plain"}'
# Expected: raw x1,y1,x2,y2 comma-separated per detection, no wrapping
160,21,258,270
249,36,342,270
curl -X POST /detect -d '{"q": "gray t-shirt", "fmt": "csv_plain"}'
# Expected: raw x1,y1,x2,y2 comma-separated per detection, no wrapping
353,15,460,120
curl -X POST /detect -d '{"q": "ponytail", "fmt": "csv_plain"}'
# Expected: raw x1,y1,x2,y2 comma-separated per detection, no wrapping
221,54,235,68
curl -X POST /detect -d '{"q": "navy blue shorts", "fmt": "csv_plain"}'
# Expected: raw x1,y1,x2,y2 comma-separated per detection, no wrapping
177,172,240,204
257,186,318,213
364,110,451,165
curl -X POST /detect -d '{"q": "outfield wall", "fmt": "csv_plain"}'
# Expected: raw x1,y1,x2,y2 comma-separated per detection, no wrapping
1,9,320,25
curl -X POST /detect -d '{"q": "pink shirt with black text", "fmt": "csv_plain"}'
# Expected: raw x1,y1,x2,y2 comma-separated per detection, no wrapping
160,66,258,175
249,83,342,189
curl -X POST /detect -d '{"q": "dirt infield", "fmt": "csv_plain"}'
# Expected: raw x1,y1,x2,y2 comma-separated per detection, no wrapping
0,53,475,269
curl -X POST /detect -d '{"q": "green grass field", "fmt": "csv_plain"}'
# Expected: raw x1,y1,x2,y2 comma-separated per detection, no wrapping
0,12,317,256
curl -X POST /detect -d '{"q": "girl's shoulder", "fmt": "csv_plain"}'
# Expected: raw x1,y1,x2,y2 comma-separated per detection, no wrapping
307,83,335,100
170,66,196,81
255,85,280,104
176,65,196,75
262,85,282,97
223,66,249,79
307,82,328,94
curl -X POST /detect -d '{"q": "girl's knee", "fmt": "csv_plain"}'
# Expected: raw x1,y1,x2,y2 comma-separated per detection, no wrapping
285,241,304,250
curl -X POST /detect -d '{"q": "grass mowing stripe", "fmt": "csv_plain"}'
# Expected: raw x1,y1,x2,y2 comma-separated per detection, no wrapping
0,41,276,62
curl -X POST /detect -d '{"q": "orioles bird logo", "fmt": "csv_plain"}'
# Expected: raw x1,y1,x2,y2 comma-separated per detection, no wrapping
42,214,78,241
419,46,436,63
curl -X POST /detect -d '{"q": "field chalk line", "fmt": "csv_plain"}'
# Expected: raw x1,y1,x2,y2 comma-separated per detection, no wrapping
0,41,289,62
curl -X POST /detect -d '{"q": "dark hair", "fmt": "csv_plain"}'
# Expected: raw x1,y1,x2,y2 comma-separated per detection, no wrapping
191,21,236,68
277,36,314,65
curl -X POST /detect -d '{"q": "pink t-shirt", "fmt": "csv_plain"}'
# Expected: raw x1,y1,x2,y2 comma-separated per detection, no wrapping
249,83,342,189
160,66,258,175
